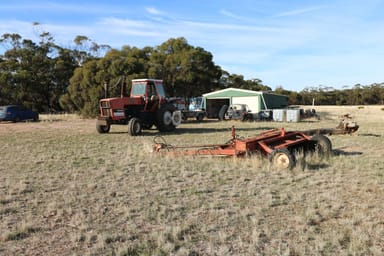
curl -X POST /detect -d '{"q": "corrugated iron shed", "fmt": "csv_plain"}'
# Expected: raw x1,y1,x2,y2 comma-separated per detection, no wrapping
202,88,288,118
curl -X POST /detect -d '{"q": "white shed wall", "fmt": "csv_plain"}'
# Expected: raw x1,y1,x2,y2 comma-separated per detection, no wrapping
232,96,260,113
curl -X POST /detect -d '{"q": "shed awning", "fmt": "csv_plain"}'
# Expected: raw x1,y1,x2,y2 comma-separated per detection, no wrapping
203,88,263,98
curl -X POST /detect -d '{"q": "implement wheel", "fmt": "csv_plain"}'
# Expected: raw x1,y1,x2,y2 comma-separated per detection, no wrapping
270,148,296,170
311,134,332,156
128,117,142,136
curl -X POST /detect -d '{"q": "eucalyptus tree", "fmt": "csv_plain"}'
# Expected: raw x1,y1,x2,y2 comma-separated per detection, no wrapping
154,37,221,97
0,32,77,111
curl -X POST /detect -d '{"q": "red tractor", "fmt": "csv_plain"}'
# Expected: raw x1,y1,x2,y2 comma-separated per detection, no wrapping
96,78,182,136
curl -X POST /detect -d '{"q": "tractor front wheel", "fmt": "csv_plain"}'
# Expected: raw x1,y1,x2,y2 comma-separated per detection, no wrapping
96,123,110,133
128,117,142,136
270,148,296,170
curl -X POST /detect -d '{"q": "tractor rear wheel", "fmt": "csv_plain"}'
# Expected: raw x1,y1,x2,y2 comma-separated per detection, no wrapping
311,134,332,156
172,110,182,126
128,117,142,136
156,104,177,132
96,123,110,133
270,148,296,170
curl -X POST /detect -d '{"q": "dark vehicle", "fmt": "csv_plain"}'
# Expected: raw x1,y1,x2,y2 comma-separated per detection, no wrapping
0,105,39,122
224,104,253,121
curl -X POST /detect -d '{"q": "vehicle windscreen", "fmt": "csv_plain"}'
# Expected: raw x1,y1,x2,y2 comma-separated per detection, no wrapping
0,107,5,113
156,84,166,97
131,82,146,96
189,98,203,110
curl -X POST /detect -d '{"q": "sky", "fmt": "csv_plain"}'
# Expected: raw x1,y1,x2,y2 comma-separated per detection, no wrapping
1,0,384,92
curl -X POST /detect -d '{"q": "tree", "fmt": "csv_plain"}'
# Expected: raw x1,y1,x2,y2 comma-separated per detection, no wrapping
59,60,100,116
154,37,221,97
219,74,270,91
0,31,79,111
244,78,271,91
72,35,110,65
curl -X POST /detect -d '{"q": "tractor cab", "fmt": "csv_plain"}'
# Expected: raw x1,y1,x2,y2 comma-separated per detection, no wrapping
130,79,166,99
130,79,166,112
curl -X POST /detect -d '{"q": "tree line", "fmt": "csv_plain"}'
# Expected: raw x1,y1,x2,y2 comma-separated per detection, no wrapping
1,27,383,117
275,83,384,106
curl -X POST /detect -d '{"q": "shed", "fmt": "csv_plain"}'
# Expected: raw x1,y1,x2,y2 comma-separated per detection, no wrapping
202,88,288,118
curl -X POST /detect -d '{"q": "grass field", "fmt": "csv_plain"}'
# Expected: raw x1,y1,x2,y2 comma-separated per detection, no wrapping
1,106,383,255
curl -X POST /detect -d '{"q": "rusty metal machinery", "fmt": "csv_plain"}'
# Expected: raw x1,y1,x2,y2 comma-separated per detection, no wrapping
304,114,359,136
152,115,359,169
153,126,332,169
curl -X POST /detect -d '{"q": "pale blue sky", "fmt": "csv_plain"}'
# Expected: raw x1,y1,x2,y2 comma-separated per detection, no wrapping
1,0,383,91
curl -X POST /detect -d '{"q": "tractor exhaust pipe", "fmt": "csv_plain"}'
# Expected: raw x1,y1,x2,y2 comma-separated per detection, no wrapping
121,76,127,98
104,80,109,98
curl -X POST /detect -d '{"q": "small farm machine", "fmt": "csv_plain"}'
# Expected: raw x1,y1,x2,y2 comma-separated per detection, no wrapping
304,114,359,136
96,78,182,136
153,126,332,169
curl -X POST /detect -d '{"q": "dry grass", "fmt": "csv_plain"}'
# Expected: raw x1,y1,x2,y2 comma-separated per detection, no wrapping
0,106,383,255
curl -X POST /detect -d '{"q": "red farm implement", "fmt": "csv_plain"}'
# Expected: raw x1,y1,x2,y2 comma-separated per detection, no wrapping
153,126,332,170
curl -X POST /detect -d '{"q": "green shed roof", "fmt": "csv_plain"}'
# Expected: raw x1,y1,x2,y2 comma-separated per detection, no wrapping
203,88,263,98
